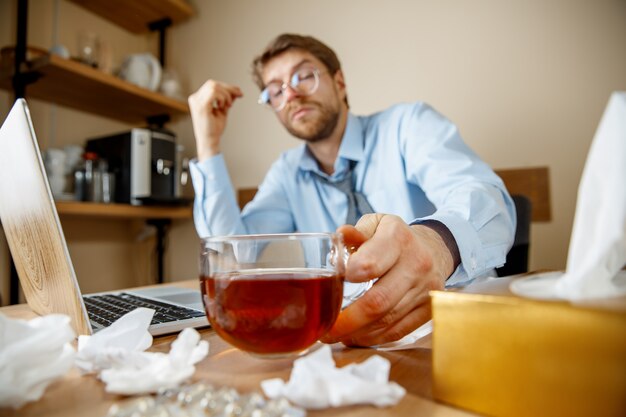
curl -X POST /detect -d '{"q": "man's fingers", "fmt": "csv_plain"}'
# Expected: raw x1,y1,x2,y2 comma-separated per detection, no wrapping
336,287,429,345
217,84,244,105
346,215,408,282
336,225,368,250
211,86,243,112
337,222,397,283
328,214,441,347
341,303,432,347
191,80,243,113
326,215,412,340
325,263,414,341
348,285,428,335
225,84,244,98
336,213,385,251
353,213,385,239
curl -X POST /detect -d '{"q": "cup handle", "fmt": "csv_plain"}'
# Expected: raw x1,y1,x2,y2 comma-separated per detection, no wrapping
341,243,376,306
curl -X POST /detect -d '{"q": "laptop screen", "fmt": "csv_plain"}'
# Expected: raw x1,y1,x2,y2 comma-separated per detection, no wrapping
0,99,91,334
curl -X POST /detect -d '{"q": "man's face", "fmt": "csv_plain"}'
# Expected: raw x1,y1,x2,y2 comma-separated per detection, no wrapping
261,49,346,143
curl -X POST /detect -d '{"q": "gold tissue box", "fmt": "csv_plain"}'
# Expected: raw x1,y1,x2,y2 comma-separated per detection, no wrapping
431,277,626,417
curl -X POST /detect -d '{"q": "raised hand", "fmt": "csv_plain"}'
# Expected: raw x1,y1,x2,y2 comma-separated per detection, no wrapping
188,80,243,161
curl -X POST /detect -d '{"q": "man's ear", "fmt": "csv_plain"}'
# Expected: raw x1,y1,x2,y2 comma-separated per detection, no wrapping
334,69,347,98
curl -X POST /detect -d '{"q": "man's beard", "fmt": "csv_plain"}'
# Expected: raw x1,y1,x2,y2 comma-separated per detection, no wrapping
283,100,340,143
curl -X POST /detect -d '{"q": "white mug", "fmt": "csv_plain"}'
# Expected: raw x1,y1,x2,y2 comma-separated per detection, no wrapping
119,53,162,91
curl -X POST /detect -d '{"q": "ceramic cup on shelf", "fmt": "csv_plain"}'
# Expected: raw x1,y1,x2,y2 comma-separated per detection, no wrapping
43,148,66,198
49,44,70,59
118,53,162,91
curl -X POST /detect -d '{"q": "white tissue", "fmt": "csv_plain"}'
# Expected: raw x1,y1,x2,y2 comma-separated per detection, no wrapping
511,91,626,300
99,328,209,395
75,307,209,395
374,320,433,351
75,307,154,373
0,313,76,409
261,345,405,409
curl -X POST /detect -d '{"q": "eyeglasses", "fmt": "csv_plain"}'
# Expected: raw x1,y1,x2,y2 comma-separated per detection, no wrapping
258,67,323,111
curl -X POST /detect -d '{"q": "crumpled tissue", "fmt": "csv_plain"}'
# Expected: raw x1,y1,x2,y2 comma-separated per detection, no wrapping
0,313,75,409
261,345,405,409
75,307,153,373
75,307,209,395
511,91,626,300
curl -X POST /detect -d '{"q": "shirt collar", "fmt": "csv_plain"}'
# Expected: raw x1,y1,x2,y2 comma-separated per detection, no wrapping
297,113,364,178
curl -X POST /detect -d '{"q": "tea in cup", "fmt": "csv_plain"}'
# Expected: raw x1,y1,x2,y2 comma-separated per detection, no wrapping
199,233,366,358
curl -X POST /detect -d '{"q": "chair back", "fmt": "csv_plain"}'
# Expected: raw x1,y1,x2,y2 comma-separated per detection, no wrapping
496,194,532,276
494,166,551,276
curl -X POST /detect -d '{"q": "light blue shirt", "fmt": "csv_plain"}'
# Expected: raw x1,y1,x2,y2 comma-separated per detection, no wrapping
190,102,516,285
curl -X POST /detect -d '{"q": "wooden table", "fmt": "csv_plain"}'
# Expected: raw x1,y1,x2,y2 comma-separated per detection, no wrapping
0,281,478,417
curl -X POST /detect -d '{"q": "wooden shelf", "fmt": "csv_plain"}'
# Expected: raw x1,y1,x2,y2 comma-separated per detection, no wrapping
68,0,194,34
56,201,192,220
0,54,189,124
4,0,196,304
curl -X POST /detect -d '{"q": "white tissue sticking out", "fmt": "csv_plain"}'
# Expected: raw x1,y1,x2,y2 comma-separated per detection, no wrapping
261,345,405,409
75,307,209,395
511,91,626,301
0,314,76,409
374,320,432,351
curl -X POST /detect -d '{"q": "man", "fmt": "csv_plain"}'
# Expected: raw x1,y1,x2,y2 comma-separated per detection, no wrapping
188,33,515,347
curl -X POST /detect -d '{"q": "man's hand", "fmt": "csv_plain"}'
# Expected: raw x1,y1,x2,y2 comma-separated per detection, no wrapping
322,214,456,346
188,80,243,161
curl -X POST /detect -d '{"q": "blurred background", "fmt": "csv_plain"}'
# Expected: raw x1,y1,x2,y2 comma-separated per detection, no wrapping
0,0,625,303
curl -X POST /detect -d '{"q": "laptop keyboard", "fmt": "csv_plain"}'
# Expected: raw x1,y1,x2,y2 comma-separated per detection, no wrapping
84,293,206,327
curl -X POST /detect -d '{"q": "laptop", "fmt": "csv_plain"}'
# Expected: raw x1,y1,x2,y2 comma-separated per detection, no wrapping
0,99,208,336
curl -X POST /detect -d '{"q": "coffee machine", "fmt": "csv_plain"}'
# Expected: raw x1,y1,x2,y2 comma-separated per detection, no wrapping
85,128,187,205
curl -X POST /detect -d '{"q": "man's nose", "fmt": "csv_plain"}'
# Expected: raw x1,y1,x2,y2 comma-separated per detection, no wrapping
283,84,300,103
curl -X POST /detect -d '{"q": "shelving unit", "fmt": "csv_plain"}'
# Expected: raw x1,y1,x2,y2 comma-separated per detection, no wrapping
0,53,189,124
3,0,196,304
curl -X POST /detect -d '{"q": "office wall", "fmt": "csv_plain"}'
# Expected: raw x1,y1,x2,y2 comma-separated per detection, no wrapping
168,0,626,275
1,0,625,303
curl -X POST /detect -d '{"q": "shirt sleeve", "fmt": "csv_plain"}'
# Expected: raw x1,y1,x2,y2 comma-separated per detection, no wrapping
401,103,516,285
189,154,244,237
189,153,296,238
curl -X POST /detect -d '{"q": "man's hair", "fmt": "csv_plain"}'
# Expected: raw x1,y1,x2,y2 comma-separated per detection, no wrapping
251,33,348,107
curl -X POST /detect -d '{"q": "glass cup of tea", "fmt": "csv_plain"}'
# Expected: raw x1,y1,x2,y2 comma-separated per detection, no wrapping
199,233,371,358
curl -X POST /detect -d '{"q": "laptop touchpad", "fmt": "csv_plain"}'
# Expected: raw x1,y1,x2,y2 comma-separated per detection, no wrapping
158,292,202,306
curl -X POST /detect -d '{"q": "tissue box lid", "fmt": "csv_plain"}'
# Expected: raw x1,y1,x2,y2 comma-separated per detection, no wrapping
431,277,626,417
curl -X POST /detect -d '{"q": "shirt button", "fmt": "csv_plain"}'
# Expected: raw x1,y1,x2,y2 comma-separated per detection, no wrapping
207,174,215,181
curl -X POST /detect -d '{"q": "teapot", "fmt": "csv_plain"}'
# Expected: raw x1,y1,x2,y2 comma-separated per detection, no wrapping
118,53,162,91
